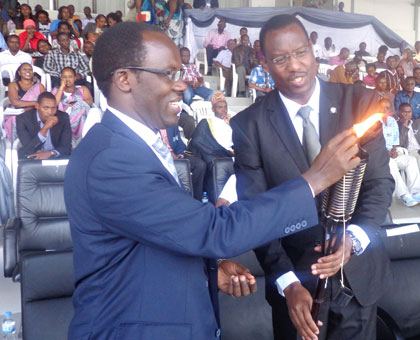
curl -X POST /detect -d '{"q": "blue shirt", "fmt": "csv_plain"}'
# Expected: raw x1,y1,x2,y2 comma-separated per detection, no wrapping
0,33,6,52
36,112,59,156
381,116,399,150
50,19,79,34
249,65,275,90
394,90,420,120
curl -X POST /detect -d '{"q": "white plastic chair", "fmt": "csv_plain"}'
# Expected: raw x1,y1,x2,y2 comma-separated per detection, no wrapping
249,88,257,103
195,48,208,76
231,64,238,98
32,65,51,91
190,101,214,124
218,67,225,92
317,64,336,78
0,64,20,90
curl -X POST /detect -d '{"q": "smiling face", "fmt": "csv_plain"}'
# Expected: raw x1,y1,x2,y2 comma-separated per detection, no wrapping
367,65,376,78
20,4,31,18
124,31,187,131
96,16,107,28
264,24,317,105
18,63,33,81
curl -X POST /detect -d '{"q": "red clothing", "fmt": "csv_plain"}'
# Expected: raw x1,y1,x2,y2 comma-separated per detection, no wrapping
19,31,46,51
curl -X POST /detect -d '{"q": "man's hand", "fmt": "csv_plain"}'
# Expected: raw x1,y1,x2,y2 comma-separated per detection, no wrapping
218,260,257,297
44,116,59,130
215,197,230,208
284,282,322,340
312,234,352,279
302,128,360,196
27,150,53,160
388,146,398,159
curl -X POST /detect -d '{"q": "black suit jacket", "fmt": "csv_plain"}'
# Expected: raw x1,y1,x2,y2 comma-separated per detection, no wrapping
399,119,420,149
231,80,394,307
16,108,72,158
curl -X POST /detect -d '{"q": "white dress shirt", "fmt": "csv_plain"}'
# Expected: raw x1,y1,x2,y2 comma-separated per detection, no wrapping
214,49,233,68
275,77,370,296
0,49,33,67
108,106,178,181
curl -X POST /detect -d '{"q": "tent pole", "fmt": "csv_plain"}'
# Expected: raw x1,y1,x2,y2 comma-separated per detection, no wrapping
351,0,354,13
415,0,419,42
289,0,293,7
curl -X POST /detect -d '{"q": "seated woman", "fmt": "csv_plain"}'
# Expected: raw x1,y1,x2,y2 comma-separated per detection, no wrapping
52,67,93,147
35,9,51,38
18,19,46,53
4,63,45,141
82,14,107,43
51,21,81,51
34,39,52,69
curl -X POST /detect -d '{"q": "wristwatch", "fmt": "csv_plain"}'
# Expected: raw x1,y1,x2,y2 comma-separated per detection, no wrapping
346,230,362,256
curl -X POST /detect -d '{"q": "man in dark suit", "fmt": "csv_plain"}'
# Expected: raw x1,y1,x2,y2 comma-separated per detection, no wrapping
64,22,361,340
16,91,72,159
231,15,394,340
164,125,206,200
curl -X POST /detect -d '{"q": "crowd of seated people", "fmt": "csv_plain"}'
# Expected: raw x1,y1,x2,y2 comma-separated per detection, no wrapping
3,2,420,206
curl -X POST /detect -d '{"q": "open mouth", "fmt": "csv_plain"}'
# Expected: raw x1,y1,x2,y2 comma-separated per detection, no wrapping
169,100,183,116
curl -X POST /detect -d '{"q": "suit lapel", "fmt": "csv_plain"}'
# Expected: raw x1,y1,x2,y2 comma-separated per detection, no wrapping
268,93,309,173
319,81,342,147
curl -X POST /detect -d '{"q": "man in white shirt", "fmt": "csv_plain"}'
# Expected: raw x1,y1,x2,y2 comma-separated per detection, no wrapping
318,36,337,63
187,92,234,166
214,39,236,96
0,34,32,66
309,31,321,60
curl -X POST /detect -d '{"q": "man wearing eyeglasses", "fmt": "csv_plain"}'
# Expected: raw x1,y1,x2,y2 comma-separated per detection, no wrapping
65,22,364,340
231,14,393,340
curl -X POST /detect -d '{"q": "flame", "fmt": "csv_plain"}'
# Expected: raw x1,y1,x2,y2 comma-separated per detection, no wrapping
353,113,384,138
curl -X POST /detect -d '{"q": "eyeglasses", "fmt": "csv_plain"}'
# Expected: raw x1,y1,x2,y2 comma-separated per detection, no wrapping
269,46,311,66
111,66,182,82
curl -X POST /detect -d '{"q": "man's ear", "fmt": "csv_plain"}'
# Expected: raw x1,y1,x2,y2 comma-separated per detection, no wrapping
35,102,39,110
112,69,133,93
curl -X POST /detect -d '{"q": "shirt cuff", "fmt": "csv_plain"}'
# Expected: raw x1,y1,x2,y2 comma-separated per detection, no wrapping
38,132,47,143
275,271,300,297
347,224,370,255
53,150,60,157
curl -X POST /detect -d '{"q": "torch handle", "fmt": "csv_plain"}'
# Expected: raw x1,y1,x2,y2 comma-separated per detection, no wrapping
310,226,343,323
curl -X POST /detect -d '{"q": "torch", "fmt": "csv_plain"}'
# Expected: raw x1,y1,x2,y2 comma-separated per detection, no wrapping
310,113,384,322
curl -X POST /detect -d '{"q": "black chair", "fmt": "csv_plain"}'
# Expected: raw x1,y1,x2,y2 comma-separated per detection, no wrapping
210,157,234,203
376,223,420,339
3,159,73,340
210,157,273,339
174,158,193,196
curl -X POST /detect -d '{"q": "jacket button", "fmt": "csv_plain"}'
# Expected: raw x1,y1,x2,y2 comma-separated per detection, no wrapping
302,220,307,228
215,328,221,337
296,222,301,230
290,224,296,232
285,227,290,234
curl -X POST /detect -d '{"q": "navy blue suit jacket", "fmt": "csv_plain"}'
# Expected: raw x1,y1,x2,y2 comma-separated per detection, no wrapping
64,110,319,340
166,125,185,155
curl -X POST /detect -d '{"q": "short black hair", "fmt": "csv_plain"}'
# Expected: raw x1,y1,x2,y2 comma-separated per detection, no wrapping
35,9,49,21
366,63,376,70
92,22,161,98
259,15,308,56
386,56,395,63
61,67,76,75
95,14,106,23
405,76,415,83
378,45,388,53
6,34,19,43
37,39,51,50
38,91,56,104
57,32,70,41
106,12,121,24
180,47,190,54
398,102,412,111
